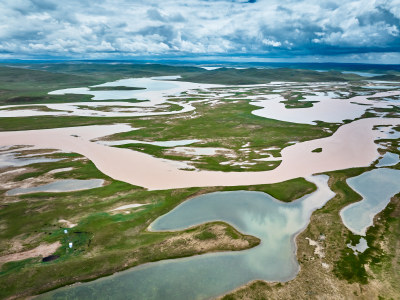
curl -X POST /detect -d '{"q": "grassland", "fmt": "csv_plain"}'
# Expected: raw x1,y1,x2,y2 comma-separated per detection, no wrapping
0,66,102,105
109,99,338,172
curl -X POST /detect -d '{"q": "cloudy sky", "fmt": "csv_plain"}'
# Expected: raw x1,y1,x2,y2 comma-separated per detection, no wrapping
0,0,399,63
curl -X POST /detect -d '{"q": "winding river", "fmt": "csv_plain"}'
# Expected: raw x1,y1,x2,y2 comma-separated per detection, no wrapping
0,118,398,190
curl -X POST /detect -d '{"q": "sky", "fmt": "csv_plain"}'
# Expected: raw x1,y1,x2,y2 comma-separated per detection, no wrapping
0,0,399,63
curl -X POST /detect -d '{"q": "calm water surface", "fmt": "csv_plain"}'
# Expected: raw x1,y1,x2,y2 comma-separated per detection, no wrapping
0,152,62,168
6,179,104,196
39,175,334,300
376,152,400,167
340,168,400,235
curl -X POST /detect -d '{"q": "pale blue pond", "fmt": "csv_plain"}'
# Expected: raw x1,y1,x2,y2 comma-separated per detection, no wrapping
0,152,62,168
39,175,335,300
6,179,105,196
347,237,368,254
315,70,380,77
341,71,381,77
340,168,400,236
362,85,400,89
376,152,400,167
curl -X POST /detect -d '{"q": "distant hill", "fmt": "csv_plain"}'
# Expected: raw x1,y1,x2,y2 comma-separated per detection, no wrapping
0,62,399,105
12,63,207,82
0,65,105,104
0,65,98,86
178,67,363,84
5,62,400,85
370,74,400,81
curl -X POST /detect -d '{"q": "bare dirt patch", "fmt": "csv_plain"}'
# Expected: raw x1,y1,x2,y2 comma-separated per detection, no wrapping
159,224,250,253
58,219,77,228
0,242,61,266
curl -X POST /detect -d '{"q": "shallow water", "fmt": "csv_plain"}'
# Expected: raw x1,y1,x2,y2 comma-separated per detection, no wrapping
39,175,334,300
347,238,368,254
0,118,399,190
99,139,200,147
376,152,400,167
49,76,180,101
6,179,105,196
249,91,400,125
49,76,219,105
340,168,400,236
0,101,196,118
362,85,400,89
2,81,399,122
0,152,62,168
341,71,381,77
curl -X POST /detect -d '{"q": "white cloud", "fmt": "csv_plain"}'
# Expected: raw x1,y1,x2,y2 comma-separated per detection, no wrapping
262,39,282,47
0,0,398,62
387,25,399,36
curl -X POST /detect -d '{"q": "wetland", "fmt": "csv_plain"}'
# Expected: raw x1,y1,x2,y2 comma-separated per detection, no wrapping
0,63,399,299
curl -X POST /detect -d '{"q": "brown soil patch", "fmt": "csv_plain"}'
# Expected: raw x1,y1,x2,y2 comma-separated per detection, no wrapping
0,242,61,266
160,224,249,253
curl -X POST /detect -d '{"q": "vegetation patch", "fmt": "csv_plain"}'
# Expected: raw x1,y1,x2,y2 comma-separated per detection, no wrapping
195,230,217,240
312,147,323,153
280,92,319,109
89,86,145,91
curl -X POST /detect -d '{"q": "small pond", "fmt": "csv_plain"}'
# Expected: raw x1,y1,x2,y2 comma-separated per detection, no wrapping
0,152,62,168
376,152,400,167
6,179,105,196
340,168,400,236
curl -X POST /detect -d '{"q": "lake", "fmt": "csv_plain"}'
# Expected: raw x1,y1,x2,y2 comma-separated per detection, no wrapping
39,175,335,300
340,168,400,235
